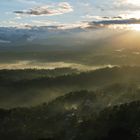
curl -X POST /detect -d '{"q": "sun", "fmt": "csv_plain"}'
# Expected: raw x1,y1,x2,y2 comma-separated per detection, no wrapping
130,24,140,31
127,0,140,5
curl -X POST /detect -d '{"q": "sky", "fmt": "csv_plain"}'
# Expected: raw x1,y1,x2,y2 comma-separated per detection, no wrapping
0,0,140,28
1,0,140,69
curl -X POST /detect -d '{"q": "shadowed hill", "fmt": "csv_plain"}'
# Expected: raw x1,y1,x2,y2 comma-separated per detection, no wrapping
0,90,96,140
1,66,140,108
1,92,140,140
75,101,140,140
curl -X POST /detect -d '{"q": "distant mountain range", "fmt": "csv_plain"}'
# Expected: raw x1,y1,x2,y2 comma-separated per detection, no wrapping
0,26,87,50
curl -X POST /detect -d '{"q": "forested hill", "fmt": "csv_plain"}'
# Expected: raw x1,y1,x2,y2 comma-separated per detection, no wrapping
1,66,140,139
0,94,140,140
1,66,140,108
1,66,140,86
0,67,78,82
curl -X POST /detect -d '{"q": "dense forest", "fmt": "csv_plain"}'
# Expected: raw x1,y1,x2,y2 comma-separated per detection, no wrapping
0,93,140,140
1,66,140,108
0,66,140,139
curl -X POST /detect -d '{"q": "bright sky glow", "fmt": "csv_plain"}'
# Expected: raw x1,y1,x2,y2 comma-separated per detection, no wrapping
127,0,140,5
130,24,140,31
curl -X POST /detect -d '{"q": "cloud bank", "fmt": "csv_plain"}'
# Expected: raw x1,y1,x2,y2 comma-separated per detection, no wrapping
92,18,140,25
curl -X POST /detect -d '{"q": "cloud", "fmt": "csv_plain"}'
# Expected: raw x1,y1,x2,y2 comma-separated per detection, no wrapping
14,2,73,16
56,22,91,30
112,0,140,11
82,15,124,21
81,14,140,30
3,0,39,5
17,0,38,5
92,18,140,25
93,0,140,13
0,39,11,44
82,16,140,31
